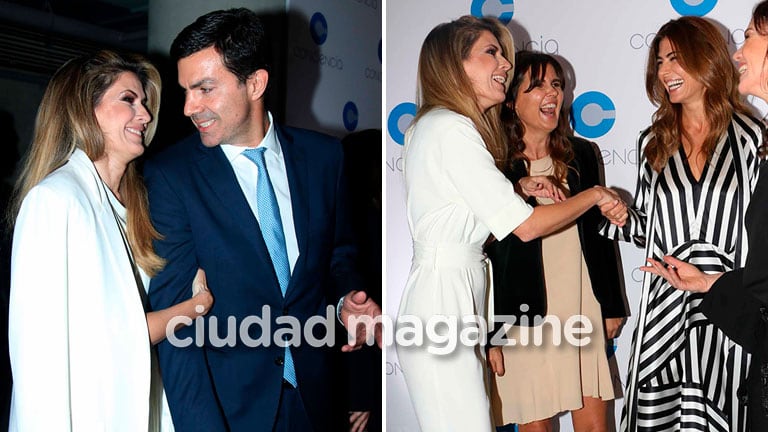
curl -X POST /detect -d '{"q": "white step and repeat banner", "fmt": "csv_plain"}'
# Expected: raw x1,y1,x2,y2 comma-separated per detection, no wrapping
386,1,766,431
149,0,381,136
286,0,382,136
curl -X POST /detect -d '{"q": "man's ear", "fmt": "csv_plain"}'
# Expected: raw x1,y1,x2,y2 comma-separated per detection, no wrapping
247,69,269,101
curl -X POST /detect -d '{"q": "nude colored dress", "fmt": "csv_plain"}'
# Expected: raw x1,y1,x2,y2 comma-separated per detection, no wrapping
490,156,614,426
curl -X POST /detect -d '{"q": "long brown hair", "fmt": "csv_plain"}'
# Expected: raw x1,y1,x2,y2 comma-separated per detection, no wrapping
414,15,514,169
8,50,165,275
644,16,751,172
502,50,573,183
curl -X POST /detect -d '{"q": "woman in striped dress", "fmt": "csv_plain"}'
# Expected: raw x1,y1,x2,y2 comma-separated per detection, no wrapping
602,16,765,431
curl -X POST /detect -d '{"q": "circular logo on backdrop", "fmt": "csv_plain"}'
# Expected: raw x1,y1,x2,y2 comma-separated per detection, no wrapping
310,12,328,45
387,102,417,145
470,0,515,24
343,101,358,132
670,0,717,16
571,91,616,139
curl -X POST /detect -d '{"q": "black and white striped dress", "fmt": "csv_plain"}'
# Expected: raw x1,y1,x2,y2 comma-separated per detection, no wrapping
604,112,764,432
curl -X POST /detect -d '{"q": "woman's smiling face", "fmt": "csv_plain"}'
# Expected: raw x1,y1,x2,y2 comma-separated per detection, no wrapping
462,30,512,112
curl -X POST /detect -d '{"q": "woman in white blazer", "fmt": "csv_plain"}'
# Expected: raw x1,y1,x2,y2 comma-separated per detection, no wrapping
7,50,213,431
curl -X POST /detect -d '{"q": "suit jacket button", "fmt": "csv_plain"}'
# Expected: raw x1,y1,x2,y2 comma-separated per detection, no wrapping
282,307,289,316
275,357,284,366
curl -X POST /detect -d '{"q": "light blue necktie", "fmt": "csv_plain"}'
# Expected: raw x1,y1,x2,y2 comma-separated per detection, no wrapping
243,147,297,387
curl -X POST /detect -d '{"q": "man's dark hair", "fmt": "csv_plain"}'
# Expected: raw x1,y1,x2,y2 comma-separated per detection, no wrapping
170,8,270,83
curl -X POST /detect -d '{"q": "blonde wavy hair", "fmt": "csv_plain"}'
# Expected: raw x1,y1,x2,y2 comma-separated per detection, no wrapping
414,15,514,169
8,50,165,275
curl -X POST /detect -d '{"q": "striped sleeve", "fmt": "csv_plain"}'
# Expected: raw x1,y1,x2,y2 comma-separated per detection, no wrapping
733,112,764,191
600,129,653,248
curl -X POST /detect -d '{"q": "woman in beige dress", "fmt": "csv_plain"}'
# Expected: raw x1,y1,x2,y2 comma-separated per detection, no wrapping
485,51,629,432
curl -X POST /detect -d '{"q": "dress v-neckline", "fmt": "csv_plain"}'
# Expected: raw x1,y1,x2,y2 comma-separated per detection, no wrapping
679,144,707,185
676,144,708,222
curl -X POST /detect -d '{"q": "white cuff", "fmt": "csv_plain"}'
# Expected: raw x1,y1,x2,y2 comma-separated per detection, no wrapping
336,295,345,326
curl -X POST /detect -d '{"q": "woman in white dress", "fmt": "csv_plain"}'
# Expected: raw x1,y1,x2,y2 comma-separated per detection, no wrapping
396,16,627,432
7,50,213,431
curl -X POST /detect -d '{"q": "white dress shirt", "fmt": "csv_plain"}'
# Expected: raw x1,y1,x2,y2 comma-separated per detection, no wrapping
220,112,299,273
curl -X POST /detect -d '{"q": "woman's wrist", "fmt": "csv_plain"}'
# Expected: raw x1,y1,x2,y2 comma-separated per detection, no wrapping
590,186,603,205
703,272,723,292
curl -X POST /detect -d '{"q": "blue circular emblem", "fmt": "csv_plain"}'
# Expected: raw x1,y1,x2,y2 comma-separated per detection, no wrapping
343,101,358,132
310,12,328,45
571,91,616,139
470,0,515,24
387,102,417,145
670,0,717,16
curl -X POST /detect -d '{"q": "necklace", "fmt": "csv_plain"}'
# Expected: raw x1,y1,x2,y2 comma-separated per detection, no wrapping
96,166,149,311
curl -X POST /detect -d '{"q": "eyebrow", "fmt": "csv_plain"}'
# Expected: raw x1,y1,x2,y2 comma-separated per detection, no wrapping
120,89,144,100
656,50,677,60
124,89,149,102
183,78,215,90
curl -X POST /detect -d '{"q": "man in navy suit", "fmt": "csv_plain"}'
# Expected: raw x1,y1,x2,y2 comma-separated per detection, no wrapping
144,8,381,432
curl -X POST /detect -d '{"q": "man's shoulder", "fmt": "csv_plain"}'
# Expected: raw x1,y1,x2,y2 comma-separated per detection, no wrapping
277,124,344,164
278,124,341,148
146,133,203,170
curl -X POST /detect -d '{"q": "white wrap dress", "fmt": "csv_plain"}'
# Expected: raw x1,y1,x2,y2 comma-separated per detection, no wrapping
397,108,533,431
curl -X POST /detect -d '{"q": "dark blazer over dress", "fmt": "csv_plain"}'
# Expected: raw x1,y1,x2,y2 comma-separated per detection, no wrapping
486,136,628,333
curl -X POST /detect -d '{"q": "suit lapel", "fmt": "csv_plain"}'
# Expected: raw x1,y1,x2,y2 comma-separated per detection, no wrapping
277,126,309,299
192,140,280,290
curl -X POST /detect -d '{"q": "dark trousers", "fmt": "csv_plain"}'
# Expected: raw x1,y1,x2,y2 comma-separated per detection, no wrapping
273,381,314,432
